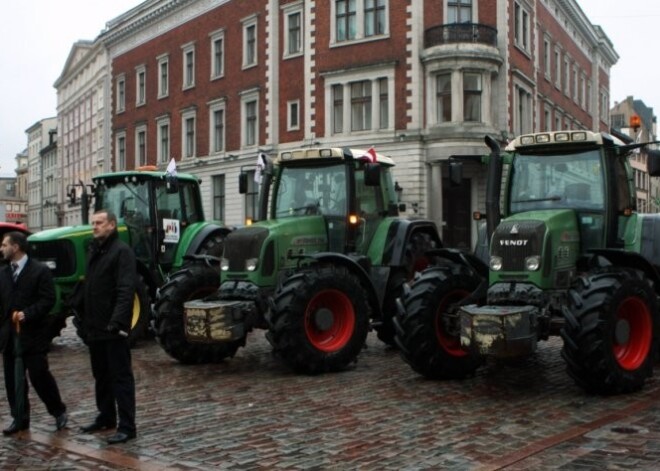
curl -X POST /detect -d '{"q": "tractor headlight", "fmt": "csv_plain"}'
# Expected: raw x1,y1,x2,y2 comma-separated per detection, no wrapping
220,258,230,271
525,255,540,271
490,255,503,271
245,258,258,272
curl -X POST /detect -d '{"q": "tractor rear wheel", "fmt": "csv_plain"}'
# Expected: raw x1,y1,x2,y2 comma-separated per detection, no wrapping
561,269,658,395
153,257,241,364
128,275,150,346
267,264,370,374
394,263,482,379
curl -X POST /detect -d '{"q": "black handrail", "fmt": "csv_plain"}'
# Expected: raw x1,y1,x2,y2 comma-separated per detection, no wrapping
424,23,498,48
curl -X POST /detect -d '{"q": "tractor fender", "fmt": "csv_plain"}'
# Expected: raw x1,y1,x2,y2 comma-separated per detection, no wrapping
310,252,381,319
426,247,490,280
582,249,660,292
382,219,442,267
183,223,232,257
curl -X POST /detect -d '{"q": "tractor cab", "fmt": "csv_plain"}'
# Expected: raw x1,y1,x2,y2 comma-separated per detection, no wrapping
93,170,206,273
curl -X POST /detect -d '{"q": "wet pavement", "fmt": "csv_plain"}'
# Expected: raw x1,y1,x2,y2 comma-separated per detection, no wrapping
1,323,660,470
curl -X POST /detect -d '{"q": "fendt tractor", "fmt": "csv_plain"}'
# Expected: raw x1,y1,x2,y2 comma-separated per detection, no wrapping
153,147,441,373
395,130,660,394
28,168,230,343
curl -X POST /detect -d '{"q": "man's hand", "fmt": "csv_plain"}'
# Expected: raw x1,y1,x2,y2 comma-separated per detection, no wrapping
107,322,129,338
11,311,25,323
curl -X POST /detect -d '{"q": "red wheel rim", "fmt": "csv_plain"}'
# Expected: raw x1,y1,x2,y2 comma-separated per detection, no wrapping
434,289,471,357
304,289,355,352
613,296,652,370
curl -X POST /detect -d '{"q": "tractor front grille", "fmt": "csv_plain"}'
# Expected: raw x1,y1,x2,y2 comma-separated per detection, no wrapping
223,226,269,272
491,220,546,271
29,240,77,278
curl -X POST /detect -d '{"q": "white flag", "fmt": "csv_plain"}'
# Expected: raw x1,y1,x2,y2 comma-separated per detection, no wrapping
254,152,267,184
166,157,177,175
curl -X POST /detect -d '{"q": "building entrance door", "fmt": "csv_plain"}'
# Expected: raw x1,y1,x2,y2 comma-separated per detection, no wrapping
442,177,471,250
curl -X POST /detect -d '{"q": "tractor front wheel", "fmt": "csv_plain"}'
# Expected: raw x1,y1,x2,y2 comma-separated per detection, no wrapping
153,258,242,364
267,264,370,374
394,263,483,379
561,269,658,395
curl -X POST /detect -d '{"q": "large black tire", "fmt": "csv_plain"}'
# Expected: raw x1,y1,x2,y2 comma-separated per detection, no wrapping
153,258,242,364
375,232,436,346
394,263,483,379
561,269,658,395
127,274,150,346
266,264,370,374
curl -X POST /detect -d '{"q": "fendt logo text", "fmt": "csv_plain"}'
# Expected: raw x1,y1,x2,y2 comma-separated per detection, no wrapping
499,239,529,246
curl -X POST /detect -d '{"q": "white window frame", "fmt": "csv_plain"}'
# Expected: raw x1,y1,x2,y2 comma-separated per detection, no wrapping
580,74,587,109
283,3,304,59
135,125,147,167
182,42,196,90
115,132,126,171
324,66,395,137
135,65,146,107
240,88,260,148
209,29,225,80
208,98,227,154
156,115,170,164
543,37,551,80
513,81,533,136
445,0,476,23
514,2,530,53
463,71,482,122
572,65,578,102
287,100,301,131
116,75,126,113
563,56,570,96
157,54,169,99
181,108,197,159
554,47,561,89
242,15,258,69
330,0,390,46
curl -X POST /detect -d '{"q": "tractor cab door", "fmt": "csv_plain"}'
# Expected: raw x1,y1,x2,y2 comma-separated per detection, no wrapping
154,180,204,270
353,164,385,255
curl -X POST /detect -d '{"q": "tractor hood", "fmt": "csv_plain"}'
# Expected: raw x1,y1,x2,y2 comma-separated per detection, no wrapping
28,225,93,241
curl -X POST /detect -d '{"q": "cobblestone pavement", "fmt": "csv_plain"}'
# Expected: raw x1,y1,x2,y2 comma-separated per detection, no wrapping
1,323,660,470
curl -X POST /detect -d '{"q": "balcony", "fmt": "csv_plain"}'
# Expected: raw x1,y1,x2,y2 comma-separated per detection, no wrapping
424,23,497,48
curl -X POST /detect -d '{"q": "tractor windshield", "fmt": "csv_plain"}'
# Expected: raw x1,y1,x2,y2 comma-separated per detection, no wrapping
273,163,347,218
509,150,605,214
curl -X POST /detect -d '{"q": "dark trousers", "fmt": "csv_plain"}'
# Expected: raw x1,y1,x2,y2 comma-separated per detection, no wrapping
3,349,66,424
89,338,136,434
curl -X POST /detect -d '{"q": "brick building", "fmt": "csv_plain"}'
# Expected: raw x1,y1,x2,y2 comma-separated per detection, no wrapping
99,0,617,249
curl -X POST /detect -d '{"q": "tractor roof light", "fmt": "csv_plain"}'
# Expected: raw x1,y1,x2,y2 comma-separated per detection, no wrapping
555,132,570,142
535,134,551,143
348,214,360,225
520,136,535,145
572,131,587,141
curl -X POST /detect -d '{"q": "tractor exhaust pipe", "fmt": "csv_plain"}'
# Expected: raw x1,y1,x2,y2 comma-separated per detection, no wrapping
484,135,502,242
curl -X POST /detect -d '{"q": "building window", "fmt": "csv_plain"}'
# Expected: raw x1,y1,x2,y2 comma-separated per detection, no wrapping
436,73,452,123
448,0,472,23
554,48,561,89
116,133,126,171
181,109,196,158
378,77,388,129
586,82,592,112
573,66,578,102
351,80,372,131
158,55,169,98
543,38,551,79
135,127,147,167
332,84,344,134
336,0,357,41
464,72,482,122
244,170,258,222
136,66,146,106
243,17,258,68
285,9,303,57
514,84,532,136
157,118,170,164
563,57,570,95
514,2,530,52
580,74,586,109
365,0,386,36
116,76,125,113
210,31,225,79
241,89,259,147
288,100,300,131
209,99,226,154
212,175,225,221
182,43,195,89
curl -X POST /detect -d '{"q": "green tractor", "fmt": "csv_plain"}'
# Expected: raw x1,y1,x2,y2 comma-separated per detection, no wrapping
153,147,440,372
395,130,660,394
28,168,230,344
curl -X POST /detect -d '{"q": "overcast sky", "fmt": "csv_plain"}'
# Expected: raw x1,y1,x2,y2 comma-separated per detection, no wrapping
0,1,658,177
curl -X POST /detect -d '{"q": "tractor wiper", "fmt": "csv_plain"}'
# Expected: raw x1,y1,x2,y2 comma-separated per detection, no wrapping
512,195,561,203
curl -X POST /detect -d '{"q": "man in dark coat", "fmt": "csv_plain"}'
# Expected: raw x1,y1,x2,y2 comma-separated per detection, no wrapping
79,209,137,444
0,231,67,435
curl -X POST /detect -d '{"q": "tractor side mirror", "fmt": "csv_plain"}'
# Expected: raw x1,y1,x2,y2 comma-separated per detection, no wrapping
238,172,248,194
449,161,463,186
165,174,179,194
364,163,381,186
647,150,660,177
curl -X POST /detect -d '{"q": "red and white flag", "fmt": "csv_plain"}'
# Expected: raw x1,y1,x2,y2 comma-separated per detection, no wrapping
360,146,377,163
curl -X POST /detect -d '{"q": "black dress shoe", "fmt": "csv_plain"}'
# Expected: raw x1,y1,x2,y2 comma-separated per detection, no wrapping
55,412,68,430
3,421,29,435
80,422,116,433
106,431,136,444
